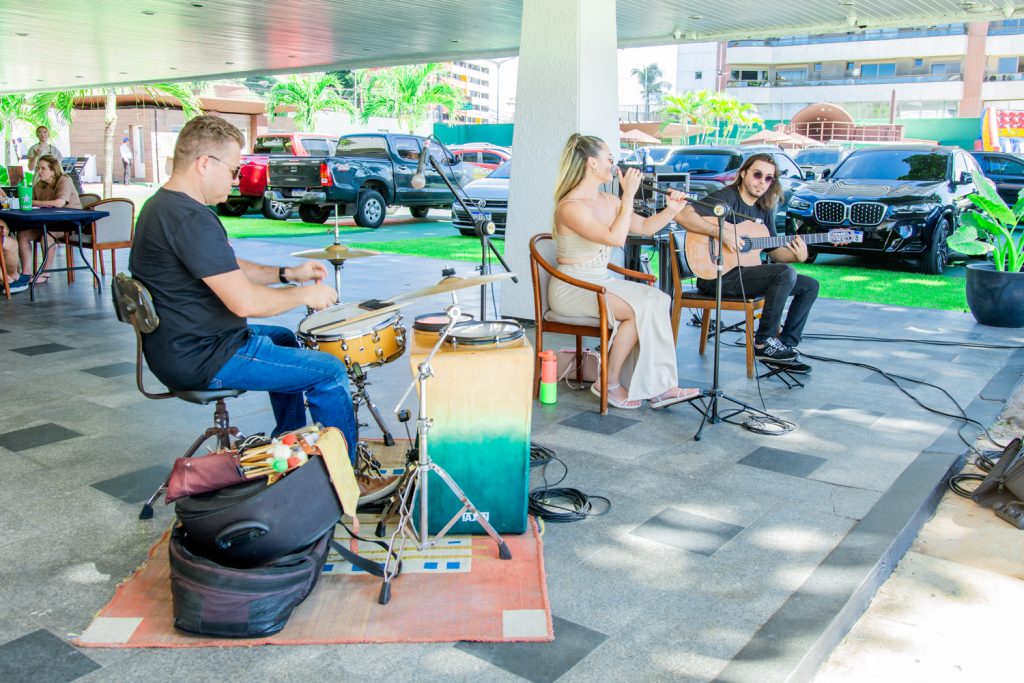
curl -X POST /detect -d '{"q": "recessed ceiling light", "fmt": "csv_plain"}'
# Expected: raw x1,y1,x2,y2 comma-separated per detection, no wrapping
288,54,297,58
450,39,460,43
170,67,178,70
75,75,83,78
225,61,234,64
15,32,28,36
119,71,127,75
689,14,702,20
191,2,204,6
142,10,156,15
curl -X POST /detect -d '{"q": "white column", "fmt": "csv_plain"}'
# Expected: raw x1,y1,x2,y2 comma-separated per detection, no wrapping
501,0,620,319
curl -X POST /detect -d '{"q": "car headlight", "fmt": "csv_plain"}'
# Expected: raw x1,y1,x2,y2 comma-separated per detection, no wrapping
892,203,938,216
789,197,811,210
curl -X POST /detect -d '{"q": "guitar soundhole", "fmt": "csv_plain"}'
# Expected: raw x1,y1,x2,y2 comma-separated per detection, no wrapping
740,238,752,253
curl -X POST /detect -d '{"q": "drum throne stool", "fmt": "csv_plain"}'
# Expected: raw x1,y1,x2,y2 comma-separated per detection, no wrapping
111,273,246,519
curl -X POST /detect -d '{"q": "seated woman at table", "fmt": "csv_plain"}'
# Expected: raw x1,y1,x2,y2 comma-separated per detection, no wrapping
0,189,24,292
549,133,699,410
13,154,82,285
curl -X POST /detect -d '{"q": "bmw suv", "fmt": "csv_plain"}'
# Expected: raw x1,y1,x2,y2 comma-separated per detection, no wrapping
786,146,981,274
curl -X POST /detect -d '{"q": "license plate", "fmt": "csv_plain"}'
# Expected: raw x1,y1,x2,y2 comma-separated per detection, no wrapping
291,189,306,198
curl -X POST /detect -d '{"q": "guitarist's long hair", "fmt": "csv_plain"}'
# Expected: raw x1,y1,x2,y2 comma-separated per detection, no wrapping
729,153,783,212
552,134,605,232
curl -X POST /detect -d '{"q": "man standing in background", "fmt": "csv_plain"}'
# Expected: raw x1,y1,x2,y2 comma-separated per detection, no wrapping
120,137,133,184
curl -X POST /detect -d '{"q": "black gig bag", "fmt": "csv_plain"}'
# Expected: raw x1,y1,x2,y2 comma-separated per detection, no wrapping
175,455,341,568
169,526,329,638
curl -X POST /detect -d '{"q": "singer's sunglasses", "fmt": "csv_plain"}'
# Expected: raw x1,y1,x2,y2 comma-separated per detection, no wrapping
207,155,241,180
750,169,775,184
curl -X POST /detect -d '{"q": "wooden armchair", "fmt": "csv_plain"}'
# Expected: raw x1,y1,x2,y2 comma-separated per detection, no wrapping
529,232,656,414
67,197,135,284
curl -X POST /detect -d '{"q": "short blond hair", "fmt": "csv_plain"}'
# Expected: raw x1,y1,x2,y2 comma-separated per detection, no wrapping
172,115,244,170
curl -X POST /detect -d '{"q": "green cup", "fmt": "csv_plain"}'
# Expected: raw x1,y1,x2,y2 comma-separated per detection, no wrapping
17,184,32,210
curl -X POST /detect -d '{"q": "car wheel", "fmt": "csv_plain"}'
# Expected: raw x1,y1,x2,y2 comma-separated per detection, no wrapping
354,190,386,229
216,200,249,217
410,206,430,219
918,218,950,275
298,204,331,224
261,198,292,221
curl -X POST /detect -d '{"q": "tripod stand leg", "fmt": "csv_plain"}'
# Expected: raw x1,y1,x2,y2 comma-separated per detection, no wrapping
350,371,395,446
430,466,512,560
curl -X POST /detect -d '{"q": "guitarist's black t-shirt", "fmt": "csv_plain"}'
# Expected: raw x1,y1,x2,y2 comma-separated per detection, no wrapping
692,185,776,237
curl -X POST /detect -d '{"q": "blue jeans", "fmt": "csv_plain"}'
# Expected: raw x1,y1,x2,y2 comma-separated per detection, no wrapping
209,325,357,463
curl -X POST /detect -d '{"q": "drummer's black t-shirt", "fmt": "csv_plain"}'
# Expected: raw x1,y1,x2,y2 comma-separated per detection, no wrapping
129,188,249,390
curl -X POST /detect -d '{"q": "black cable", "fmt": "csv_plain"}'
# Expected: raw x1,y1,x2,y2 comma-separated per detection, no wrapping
528,443,610,522
802,332,1024,350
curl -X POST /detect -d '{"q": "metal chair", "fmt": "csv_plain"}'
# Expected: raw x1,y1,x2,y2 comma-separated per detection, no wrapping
668,230,764,378
529,232,656,415
111,273,245,519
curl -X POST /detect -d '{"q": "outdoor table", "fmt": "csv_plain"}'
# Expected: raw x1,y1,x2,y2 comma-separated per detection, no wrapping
0,206,110,302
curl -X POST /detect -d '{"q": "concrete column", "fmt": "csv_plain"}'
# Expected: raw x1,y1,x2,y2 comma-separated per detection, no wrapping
501,0,620,320
959,21,988,118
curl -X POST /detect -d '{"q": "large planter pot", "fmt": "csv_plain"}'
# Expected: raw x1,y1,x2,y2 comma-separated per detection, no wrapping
965,262,1024,328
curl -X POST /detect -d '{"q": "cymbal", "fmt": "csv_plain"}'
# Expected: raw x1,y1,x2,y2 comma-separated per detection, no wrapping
308,272,515,334
292,244,379,262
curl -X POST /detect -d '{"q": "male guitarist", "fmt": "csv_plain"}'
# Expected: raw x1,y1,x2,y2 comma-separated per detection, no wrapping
675,153,819,370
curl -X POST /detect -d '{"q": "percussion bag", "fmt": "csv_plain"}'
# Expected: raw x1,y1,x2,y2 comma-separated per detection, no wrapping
169,526,329,638
175,455,342,568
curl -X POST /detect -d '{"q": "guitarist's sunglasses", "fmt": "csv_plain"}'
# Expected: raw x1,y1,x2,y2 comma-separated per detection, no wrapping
751,170,775,184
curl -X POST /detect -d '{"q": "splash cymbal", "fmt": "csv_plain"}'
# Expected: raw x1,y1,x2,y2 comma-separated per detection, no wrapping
292,244,379,262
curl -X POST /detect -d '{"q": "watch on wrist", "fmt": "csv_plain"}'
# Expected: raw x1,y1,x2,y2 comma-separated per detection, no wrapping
278,266,289,284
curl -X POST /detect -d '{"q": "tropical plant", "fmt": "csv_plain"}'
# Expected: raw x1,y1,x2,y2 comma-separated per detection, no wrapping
660,91,703,141
660,89,762,144
32,83,202,198
360,63,463,133
631,63,670,120
947,176,1024,272
0,94,47,166
265,72,355,132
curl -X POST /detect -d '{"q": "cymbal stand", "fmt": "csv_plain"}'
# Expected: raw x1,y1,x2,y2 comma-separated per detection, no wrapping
327,204,346,296
348,362,395,447
378,303,512,605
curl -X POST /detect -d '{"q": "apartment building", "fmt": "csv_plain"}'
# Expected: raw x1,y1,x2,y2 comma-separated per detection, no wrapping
676,19,1024,120
448,60,500,124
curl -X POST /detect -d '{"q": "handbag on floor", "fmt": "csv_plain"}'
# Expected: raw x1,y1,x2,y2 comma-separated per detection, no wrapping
169,526,329,638
556,347,600,386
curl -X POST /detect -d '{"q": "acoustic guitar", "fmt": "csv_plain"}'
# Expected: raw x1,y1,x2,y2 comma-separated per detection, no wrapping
683,222,862,280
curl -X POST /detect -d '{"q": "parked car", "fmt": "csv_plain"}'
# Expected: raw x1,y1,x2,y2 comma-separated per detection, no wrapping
449,143,511,178
970,151,1024,205
451,161,511,237
786,146,982,274
623,144,807,232
217,133,338,220
793,146,850,180
265,133,473,227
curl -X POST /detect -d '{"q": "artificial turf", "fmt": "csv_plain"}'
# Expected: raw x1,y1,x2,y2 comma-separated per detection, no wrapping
221,216,372,239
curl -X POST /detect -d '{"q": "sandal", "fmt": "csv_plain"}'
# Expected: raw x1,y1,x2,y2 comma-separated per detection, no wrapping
590,382,642,410
32,273,50,284
649,387,701,410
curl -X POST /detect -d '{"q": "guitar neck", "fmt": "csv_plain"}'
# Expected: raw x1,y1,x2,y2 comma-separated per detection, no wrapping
744,232,837,251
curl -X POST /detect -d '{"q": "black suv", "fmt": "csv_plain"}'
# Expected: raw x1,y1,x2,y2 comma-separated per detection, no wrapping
786,146,981,274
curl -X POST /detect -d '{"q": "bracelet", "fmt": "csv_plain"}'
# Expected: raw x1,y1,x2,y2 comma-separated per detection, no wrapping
617,203,632,217
278,266,289,284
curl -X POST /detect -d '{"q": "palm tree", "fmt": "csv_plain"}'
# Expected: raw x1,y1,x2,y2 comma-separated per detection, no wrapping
630,63,670,120
264,73,355,132
660,91,703,142
360,63,464,133
0,94,46,167
32,83,202,198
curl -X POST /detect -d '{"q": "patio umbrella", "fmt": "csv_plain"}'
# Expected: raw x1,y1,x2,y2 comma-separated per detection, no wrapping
620,129,661,145
785,132,824,148
740,129,796,146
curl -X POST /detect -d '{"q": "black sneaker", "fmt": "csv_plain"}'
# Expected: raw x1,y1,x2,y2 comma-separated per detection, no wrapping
754,338,798,364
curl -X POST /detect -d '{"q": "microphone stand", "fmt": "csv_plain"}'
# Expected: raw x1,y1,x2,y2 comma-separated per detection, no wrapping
690,208,786,441
426,153,517,321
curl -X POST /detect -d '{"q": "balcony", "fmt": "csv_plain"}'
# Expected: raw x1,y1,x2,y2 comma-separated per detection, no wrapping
729,24,966,47
728,74,962,88
780,121,904,143
985,73,1024,81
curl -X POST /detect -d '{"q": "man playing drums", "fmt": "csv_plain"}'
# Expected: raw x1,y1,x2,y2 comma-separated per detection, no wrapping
130,115,395,500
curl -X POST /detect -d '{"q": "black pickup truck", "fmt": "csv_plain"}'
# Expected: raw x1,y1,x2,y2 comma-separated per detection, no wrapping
264,133,474,228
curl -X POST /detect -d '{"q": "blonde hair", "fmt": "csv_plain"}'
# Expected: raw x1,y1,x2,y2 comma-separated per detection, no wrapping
172,115,244,170
552,133,605,232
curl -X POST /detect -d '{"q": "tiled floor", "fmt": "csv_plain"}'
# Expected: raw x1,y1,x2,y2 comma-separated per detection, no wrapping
1,239,1022,682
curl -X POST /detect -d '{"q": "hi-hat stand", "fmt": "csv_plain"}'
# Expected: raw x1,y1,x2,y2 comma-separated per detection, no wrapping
377,304,511,604
691,209,786,441
426,144,516,320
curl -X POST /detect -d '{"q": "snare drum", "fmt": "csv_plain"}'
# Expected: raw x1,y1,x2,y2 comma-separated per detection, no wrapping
444,320,524,349
297,303,406,369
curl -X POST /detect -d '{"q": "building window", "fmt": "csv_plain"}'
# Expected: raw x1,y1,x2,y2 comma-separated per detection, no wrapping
846,62,855,71
930,63,946,75
914,58,923,67
776,68,808,81
813,63,822,72
695,71,702,79
860,62,896,78
997,56,1022,73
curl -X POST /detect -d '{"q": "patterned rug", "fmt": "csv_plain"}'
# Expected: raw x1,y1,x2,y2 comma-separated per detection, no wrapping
75,441,551,647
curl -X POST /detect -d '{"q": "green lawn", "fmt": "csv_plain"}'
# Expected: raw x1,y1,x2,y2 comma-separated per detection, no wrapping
340,236,968,312
221,216,372,239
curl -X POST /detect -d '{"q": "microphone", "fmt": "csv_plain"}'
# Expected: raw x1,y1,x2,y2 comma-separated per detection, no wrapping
411,140,430,189
641,180,727,217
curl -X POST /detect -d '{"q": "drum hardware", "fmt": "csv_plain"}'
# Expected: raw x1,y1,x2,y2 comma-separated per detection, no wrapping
292,209,379,298
349,361,395,448
378,303,512,605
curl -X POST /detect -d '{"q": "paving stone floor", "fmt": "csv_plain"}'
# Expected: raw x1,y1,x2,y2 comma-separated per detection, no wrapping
1,239,1022,683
